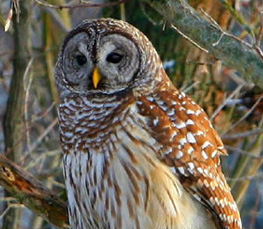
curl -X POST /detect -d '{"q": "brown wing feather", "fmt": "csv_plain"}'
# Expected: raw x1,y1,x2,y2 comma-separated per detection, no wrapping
135,79,242,229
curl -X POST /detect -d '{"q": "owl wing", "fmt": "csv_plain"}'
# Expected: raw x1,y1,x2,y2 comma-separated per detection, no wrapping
136,86,242,229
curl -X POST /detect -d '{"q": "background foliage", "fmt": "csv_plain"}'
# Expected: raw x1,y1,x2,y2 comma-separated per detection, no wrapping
0,0,263,228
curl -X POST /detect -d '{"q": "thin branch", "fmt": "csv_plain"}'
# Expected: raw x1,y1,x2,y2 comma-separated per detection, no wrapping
254,11,263,61
199,8,253,48
227,173,263,182
24,58,34,161
0,154,69,228
4,7,13,32
20,119,58,165
181,81,201,93
25,149,61,170
170,24,209,53
218,0,254,37
221,128,263,140
225,145,263,159
0,197,16,202
0,204,25,221
0,205,12,221
209,83,245,121
28,118,58,153
226,95,263,131
31,102,55,122
35,0,130,9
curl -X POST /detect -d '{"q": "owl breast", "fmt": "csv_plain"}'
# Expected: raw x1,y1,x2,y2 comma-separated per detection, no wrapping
59,94,215,229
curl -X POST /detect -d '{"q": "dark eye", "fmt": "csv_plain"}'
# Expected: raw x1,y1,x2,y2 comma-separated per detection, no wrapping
106,52,123,64
75,55,87,66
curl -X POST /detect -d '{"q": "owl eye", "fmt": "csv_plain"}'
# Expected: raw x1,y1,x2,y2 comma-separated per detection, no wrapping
106,52,123,64
75,55,87,67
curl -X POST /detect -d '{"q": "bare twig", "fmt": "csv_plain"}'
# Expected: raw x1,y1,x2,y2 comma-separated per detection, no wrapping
253,11,263,61
200,8,252,48
25,149,61,170
227,173,263,181
0,197,16,202
20,119,59,165
23,58,34,160
4,7,13,32
0,204,25,221
225,145,263,159
170,24,209,53
221,129,263,140
209,83,246,121
181,81,201,93
217,0,254,37
226,95,263,132
29,118,58,153
31,102,55,122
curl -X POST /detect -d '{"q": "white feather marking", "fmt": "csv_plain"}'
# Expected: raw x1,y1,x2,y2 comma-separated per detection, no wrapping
186,119,195,126
186,132,196,144
146,96,154,102
201,141,212,149
211,150,217,158
153,118,159,126
186,109,195,115
195,130,204,136
178,167,185,175
179,106,185,111
164,147,173,155
64,132,73,138
202,150,208,159
176,151,184,159
188,162,195,171
174,121,186,129
203,179,209,188
188,147,194,154
197,167,203,174
209,197,215,206
170,131,177,141
170,167,177,174
195,109,202,115
179,138,187,145
167,109,175,116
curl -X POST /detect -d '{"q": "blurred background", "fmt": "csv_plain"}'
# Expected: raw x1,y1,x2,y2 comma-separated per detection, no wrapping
0,0,263,228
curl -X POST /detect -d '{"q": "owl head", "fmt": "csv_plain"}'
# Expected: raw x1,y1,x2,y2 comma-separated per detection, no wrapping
55,18,164,99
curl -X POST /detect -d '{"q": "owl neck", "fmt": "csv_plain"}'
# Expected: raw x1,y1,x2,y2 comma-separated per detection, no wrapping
58,93,135,151
133,67,172,96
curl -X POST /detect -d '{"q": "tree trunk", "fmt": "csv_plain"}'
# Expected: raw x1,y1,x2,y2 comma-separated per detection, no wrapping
2,1,33,228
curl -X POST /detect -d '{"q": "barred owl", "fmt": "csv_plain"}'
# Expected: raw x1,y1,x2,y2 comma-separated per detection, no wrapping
55,18,242,229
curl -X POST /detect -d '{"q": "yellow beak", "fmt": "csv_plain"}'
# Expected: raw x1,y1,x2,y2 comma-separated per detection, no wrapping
92,67,102,89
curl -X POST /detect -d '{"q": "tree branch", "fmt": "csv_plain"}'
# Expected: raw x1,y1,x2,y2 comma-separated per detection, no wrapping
0,154,69,229
141,0,263,88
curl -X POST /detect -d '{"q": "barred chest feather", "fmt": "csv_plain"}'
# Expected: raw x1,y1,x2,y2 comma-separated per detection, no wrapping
58,94,216,229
